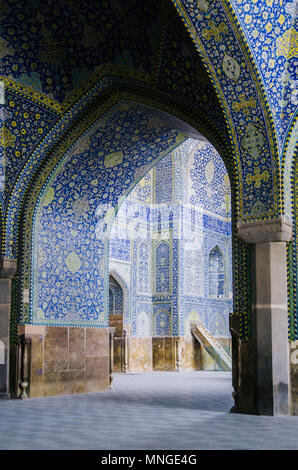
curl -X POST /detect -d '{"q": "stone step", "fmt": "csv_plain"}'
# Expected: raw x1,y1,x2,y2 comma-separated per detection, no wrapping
190,323,232,371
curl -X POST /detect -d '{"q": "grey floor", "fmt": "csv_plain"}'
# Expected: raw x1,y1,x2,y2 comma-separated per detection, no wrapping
0,371,298,450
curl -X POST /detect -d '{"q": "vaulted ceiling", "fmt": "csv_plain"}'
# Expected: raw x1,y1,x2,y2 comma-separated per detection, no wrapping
1,0,173,101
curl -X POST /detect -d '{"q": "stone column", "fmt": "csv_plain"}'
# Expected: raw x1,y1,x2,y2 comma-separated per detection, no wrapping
109,327,116,388
0,259,17,399
237,217,292,415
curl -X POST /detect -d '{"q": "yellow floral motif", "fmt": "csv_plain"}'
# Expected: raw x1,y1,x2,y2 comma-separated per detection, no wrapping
232,94,256,116
246,167,270,189
276,27,298,60
278,15,285,26
0,126,16,148
202,20,228,42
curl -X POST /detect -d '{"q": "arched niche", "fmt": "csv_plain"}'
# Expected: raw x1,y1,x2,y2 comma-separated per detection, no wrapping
137,310,150,337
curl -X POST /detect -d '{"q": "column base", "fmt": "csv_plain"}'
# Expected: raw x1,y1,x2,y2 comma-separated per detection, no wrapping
0,393,10,399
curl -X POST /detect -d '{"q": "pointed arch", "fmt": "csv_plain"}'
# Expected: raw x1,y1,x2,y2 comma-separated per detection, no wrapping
4,81,235,260
109,288,115,315
208,245,225,298
6,65,275,339
153,308,172,337
109,269,129,328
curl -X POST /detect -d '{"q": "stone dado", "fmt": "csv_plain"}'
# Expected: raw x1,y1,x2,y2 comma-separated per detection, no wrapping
13,326,110,398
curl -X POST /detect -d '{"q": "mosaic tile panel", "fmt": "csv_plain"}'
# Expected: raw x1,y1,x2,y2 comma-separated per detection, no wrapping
0,84,5,198
157,15,228,139
208,308,229,337
184,249,204,296
109,225,131,263
132,172,152,204
227,0,298,147
29,103,182,327
290,154,298,340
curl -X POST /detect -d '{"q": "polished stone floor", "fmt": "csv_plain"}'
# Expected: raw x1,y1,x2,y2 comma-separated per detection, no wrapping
0,371,298,450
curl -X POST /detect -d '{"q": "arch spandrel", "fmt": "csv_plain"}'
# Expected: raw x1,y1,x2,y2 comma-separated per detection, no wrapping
282,115,298,220
224,0,298,149
171,0,281,220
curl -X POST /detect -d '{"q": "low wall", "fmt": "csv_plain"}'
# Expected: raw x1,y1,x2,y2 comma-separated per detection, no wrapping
16,326,110,398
